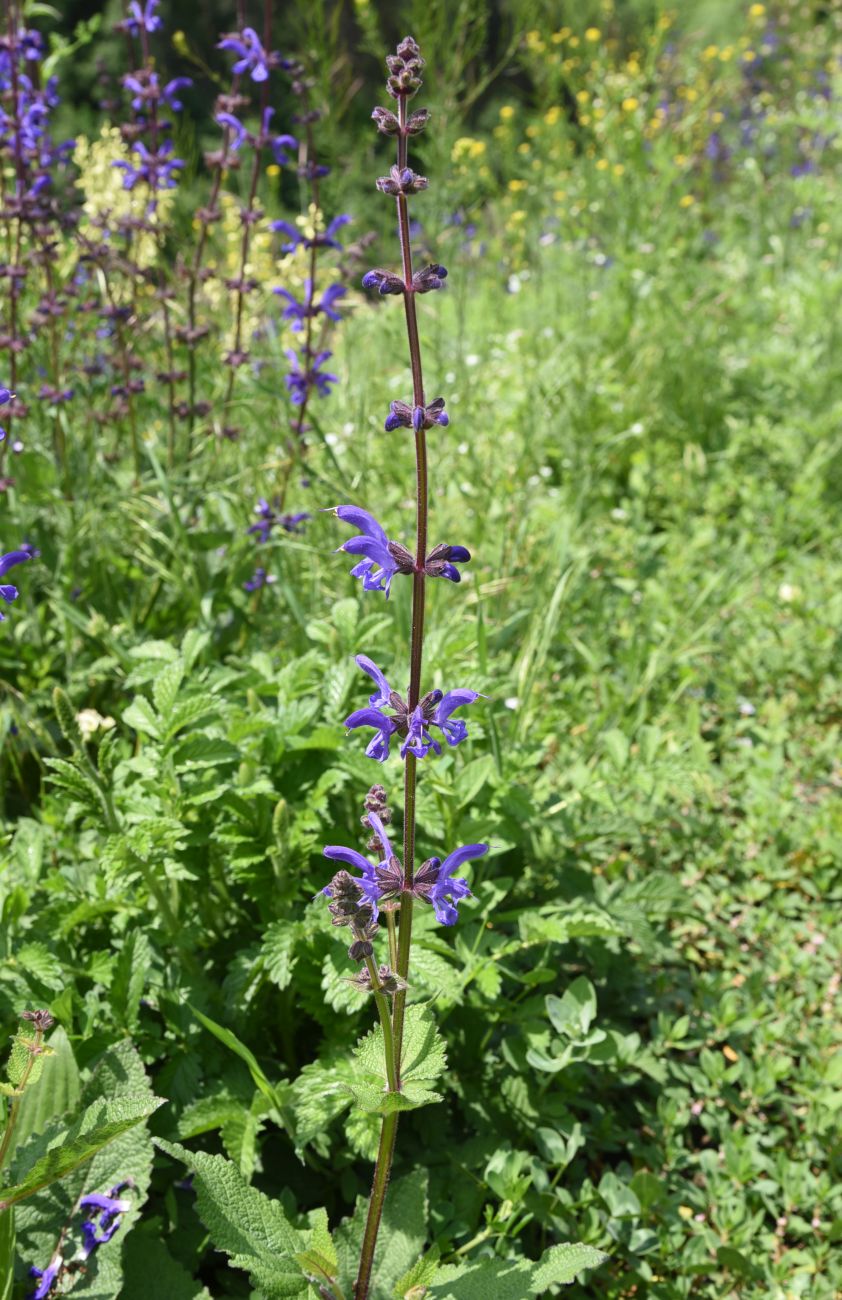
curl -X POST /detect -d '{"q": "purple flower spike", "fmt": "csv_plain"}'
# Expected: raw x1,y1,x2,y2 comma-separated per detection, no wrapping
345,708,398,762
284,349,338,404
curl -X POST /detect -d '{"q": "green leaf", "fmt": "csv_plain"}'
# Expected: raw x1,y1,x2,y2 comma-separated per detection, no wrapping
0,1207,13,1300
375,1170,429,1296
0,1092,163,1209
347,1006,446,1115
261,921,299,990
425,1241,607,1298
545,977,598,1038
152,658,184,719
111,931,152,1031
190,1005,283,1112
529,1242,609,1290
156,1141,308,1297
7,1026,79,1158
123,696,161,739
394,1246,442,1298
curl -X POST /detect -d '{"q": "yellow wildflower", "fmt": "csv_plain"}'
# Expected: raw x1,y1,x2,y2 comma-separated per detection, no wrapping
585,27,601,41
266,163,280,177
508,178,527,192
596,158,609,170
576,89,590,104
622,96,639,111
613,162,625,176
679,194,696,208
499,105,515,121
544,105,562,126
749,3,765,16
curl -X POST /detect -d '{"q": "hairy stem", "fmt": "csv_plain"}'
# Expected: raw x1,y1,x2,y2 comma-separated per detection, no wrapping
355,82,430,1300
353,1111,398,1300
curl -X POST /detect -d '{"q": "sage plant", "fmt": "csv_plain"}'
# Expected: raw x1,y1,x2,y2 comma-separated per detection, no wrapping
320,38,485,1299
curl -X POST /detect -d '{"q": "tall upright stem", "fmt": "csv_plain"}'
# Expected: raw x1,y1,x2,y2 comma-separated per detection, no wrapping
354,80,430,1300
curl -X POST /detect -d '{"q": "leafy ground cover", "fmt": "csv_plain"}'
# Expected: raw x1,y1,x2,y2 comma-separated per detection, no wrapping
1,1,840,1297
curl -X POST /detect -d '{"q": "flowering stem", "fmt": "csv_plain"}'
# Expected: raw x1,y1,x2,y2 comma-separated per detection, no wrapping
353,1111,398,1300
392,89,428,1075
364,957,398,1094
354,74,430,1300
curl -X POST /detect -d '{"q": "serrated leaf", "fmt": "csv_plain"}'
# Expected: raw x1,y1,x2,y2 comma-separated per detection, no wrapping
529,1242,609,1290
173,735,241,769
152,658,184,719
8,1027,79,1157
156,1141,308,1297
347,1005,446,1114
261,921,299,990
122,696,161,739
394,1246,442,1298
289,1062,353,1154
0,1205,13,1300
0,1092,163,1209
111,931,152,1031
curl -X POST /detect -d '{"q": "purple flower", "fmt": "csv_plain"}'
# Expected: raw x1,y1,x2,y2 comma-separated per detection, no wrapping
345,655,480,762
113,140,184,190
272,133,298,165
215,111,248,151
330,505,470,593
29,1261,60,1300
322,820,487,926
243,566,276,592
273,280,346,332
0,548,31,621
79,1184,132,1254
332,505,405,596
247,497,309,542
384,397,449,433
270,214,351,253
163,77,192,112
322,812,395,919
125,0,162,34
415,842,488,924
218,27,276,83
284,348,338,404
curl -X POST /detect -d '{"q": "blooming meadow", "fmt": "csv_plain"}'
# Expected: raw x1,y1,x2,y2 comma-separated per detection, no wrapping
1,1,841,1298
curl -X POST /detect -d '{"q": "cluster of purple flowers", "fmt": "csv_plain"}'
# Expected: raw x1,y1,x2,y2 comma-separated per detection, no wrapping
323,808,486,927
29,1181,132,1298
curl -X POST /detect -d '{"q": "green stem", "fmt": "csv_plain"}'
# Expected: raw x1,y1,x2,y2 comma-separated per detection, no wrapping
352,1112,398,1300
0,1027,43,1177
364,958,399,1094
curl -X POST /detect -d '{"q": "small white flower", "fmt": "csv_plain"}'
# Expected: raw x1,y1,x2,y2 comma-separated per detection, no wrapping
76,709,116,739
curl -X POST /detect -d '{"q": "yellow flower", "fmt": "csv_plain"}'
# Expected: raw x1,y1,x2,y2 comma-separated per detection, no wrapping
517,142,531,155
525,30,546,53
526,124,539,138
743,50,756,63
613,162,625,176
553,188,567,200
622,96,639,111
627,57,641,74
451,136,486,161
703,44,719,60
499,104,515,121
711,110,724,124
580,114,591,125
749,3,765,16
568,35,580,48
509,209,526,224
674,153,688,165
508,178,527,192
266,163,280,177
576,89,590,104
596,158,609,170
554,26,571,41
544,106,562,125
585,27,601,41
720,45,734,61
679,193,696,208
